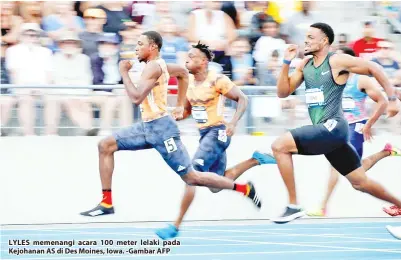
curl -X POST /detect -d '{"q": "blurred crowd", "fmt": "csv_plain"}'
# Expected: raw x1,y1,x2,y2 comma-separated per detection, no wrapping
1,1,401,136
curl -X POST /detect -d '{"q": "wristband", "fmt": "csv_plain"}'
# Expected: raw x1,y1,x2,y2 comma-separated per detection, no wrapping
283,59,291,65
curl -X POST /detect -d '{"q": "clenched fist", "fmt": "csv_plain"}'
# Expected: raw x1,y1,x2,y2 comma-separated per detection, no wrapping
119,60,133,74
284,44,299,61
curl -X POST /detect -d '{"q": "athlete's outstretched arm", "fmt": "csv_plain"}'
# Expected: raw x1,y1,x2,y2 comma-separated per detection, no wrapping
359,75,388,141
333,54,399,117
119,60,162,105
277,45,305,98
333,54,397,98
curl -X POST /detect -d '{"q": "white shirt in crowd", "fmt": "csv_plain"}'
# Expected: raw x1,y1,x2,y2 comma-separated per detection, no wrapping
102,56,121,85
6,43,52,85
192,9,226,42
52,52,93,95
252,36,287,64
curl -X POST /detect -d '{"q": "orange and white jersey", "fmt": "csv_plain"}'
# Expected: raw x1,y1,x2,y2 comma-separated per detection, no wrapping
186,70,235,129
140,58,170,122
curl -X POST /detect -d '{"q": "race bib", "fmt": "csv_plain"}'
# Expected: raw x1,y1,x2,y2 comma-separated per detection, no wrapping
354,122,365,134
192,106,208,123
323,119,337,132
342,97,356,111
305,88,325,107
218,129,227,143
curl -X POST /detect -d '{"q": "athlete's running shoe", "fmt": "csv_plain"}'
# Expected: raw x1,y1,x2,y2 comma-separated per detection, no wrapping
245,182,262,209
80,204,114,217
383,205,401,217
384,143,401,156
272,205,305,223
252,151,277,165
155,224,179,240
306,208,327,217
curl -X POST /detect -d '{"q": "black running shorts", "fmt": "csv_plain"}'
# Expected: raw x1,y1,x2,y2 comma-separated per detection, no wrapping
289,118,361,176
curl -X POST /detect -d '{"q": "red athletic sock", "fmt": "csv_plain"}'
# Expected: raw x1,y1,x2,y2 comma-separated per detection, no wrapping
101,189,112,207
233,183,249,196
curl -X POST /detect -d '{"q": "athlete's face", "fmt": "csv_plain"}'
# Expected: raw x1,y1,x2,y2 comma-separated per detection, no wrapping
185,48,207,74
136,35,157,62
304,27,328,56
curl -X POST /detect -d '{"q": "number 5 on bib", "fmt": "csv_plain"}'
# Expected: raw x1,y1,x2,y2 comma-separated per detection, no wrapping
164,138,178,153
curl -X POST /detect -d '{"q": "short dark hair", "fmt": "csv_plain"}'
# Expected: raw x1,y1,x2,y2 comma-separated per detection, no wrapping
260,17,279,29
310,22,335,45
142,31,162,51
339,46,356,57
192,41,214,61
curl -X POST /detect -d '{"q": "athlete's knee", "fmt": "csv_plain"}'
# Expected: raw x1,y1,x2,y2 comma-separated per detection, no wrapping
184,170,212,187
271,140,282,153
351,180,369,192
98,137,118,154
272,132,295,154
346,169,368,192
182,171,201,186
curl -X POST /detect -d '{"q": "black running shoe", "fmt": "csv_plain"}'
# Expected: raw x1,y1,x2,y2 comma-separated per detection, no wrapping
245,182,262,209
272,205,305,223
80,204,114,217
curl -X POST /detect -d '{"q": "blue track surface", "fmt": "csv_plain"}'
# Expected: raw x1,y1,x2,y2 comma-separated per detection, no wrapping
2,219,401,260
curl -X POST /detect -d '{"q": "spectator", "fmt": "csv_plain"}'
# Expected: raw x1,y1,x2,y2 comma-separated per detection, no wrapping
281,1,320,51
351,21,383,60
1,1,23,46
119,22,141,61
259,50,281,86
73,1,99,18
245,1,275,47
42,1,85,52
372,40,401,87
97,2,131,35
221,2,240,29
337,33,349,50
51,31,97,136
228,37,257,86
159,17,189,66
253,18,286,64
90,33,120,136
19,1,43,25
141,2,171,30
6,23,53,136
188,1,237,75
1,41,15,136
79,8,107,57
129,1,155,25
137,1,193,36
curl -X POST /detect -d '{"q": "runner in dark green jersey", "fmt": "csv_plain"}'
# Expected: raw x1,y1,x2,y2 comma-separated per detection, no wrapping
271,23,401,223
